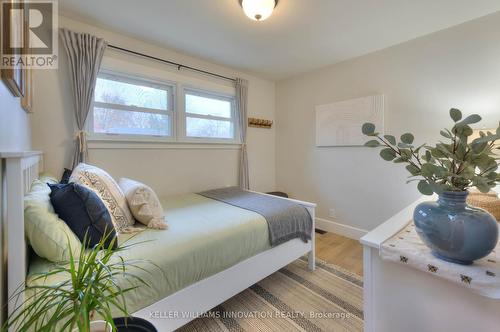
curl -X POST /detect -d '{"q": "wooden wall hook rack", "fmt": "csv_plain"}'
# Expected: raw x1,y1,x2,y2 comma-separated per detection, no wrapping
248,117,273,129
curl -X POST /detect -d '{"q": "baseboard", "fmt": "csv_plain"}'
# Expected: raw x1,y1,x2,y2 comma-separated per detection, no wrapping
315,217,368,240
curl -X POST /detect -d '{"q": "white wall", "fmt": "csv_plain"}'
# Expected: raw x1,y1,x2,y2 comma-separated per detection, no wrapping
276,12,500,234
31,15,276,196
0,84,31,151
0,81,31,325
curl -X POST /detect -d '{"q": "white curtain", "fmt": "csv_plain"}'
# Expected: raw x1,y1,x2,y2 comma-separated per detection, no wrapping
236,78,249,189
59,29,107,169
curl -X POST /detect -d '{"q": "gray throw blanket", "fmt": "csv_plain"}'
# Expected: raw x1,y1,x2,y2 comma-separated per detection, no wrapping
199,187,312,247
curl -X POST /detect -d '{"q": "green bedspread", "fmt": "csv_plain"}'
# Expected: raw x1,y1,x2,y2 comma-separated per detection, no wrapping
27,193,271,314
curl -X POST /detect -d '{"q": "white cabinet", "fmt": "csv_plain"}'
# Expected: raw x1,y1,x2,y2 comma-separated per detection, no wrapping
361,195,500,332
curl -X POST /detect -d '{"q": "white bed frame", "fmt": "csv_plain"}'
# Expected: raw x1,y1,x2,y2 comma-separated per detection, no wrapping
0,151,316,331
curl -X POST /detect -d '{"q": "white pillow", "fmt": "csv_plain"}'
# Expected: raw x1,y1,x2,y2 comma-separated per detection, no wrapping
119,178,167,230
69,163,135,232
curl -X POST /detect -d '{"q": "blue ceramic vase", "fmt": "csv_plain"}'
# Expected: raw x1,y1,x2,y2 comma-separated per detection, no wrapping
413,191,498,265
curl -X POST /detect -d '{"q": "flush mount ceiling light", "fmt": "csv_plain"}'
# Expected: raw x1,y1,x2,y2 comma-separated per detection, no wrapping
239,0,278,21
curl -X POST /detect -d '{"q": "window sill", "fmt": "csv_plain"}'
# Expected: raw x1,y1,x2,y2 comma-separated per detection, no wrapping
87,138,242,150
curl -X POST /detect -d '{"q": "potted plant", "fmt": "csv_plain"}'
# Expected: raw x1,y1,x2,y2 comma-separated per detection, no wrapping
2,234,154,332
362,108,499,264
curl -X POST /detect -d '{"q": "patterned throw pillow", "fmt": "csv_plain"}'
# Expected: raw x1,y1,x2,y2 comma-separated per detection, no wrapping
69,163,135,232
119,178,167,230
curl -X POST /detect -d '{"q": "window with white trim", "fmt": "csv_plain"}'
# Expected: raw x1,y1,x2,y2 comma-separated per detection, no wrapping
91,72,174,139
89,71,239,144
183,88,237,141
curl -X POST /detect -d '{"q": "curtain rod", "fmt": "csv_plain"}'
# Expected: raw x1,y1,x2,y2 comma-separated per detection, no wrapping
108,44,237,83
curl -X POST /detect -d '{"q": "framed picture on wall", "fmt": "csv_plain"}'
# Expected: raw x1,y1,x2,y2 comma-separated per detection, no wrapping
20,0,33,113
1,0,26,97
21,68,33,112
315,95,385,146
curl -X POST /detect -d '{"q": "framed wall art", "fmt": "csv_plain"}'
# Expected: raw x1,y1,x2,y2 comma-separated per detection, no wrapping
1,0,26,97
315,94,385,147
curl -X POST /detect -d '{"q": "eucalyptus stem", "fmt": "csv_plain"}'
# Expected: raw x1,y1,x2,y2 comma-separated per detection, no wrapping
362,109,500,195
376,136,422,171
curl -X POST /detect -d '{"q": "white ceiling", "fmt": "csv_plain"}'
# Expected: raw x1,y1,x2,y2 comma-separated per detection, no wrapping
59,0,500,80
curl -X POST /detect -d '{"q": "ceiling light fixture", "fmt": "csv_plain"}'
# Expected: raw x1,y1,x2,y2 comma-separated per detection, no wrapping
239,0,278,21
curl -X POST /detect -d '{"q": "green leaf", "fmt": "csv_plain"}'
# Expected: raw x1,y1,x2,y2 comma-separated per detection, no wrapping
430,148,445,159
440,130,452,139
417,180,433,195
406,165,420,176
399,149,412,161
432,143,456,160
380,148,397,161
429,182,446,195
364,140,381,147
362,123,376,135
455,124,473,137
471,141,488,154
420,163,435,177
449,108,462,122
433,166,448,177
472,134,500,144
473,154,497,172
384,135,396,145
421,163,448,177
397,142,413,149
400,133,415,144
476,183,491,193
414,143,425,153
487,172,497,181
423,150,432,162
458,114,481,126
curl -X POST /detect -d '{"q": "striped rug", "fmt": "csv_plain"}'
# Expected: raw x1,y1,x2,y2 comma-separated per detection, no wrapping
178,257,363,332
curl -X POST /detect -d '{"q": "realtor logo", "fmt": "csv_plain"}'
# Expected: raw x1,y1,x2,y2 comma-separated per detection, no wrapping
1,0,58,69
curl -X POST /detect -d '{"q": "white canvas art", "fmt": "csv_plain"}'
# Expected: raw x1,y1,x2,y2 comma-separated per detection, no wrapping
315,94,384,146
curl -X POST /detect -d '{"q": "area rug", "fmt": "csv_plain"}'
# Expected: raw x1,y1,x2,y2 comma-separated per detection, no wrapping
178,257,363,332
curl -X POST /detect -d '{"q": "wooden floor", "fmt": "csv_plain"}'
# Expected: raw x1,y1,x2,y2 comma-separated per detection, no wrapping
314,231,364,276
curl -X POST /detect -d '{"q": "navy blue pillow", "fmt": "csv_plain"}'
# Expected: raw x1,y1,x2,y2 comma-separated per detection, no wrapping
48,183,117,249
60,168,73,184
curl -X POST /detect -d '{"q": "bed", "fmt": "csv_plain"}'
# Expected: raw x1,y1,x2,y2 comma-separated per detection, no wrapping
1,151,316,331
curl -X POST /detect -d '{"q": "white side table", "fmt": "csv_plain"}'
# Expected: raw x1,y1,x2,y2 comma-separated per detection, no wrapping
361,193,500,332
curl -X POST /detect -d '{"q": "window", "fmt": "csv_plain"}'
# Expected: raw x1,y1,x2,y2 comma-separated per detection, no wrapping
183,89,237,141
91,73,174,138
89,71,239,144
